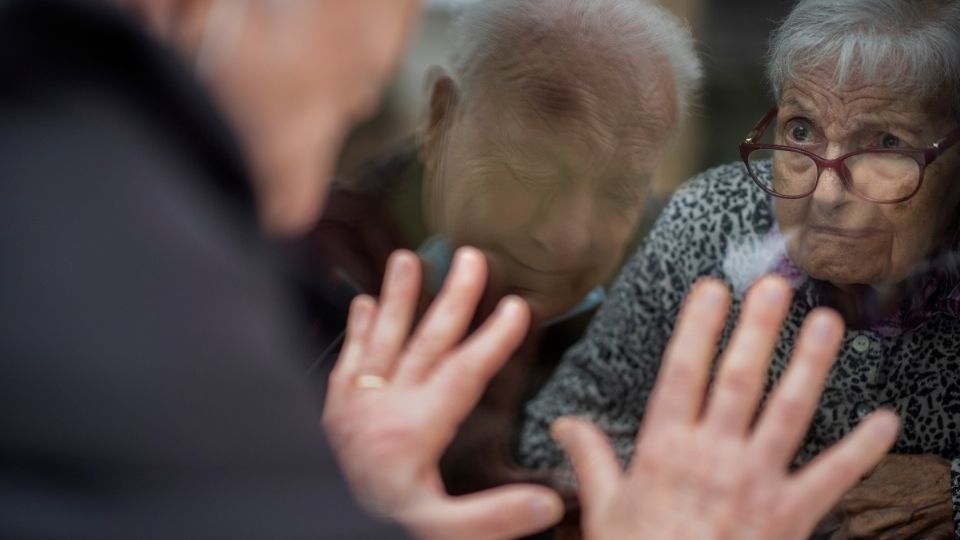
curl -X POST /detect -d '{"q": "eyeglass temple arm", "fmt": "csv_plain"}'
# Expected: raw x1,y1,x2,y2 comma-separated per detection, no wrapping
744,107,779,143
934,125,960,156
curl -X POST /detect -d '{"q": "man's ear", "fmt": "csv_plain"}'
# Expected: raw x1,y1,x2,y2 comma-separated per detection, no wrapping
417,66,459,161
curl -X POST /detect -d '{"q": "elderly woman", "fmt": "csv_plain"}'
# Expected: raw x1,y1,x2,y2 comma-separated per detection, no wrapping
518,0,960,537
0,0,904,539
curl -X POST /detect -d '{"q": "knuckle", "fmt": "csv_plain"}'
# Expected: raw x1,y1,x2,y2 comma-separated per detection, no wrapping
719,365,758,395
660,359,699,389
407,332,447,358
772,395,810,426
364,337,399,363
828,456,862,482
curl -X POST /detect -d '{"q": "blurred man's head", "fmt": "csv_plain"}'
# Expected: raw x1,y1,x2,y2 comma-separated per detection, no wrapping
119,0,420,235
418,0,700,320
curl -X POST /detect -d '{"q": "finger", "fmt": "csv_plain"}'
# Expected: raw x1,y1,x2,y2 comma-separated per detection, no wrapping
328,295,378,400
786,410,900,524
641,279,730,435
408,485,564,540
703,276,793,436
395,247,488,384
551,416,621,514
751,308,844,468
360,250,422,378
427,295,530,425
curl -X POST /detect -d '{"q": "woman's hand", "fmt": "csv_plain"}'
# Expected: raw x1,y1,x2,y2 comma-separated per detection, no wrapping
322,248,564,540
831,453,953,539
552,276,901,540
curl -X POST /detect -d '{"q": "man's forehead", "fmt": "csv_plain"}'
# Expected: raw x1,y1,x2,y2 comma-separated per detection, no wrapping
464,68,675,141
521,74,585,119
452,100,668,181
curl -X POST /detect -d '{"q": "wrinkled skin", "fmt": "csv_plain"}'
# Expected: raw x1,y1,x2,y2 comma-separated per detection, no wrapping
826,454,953,540
774,69,960,287
419,60,676,321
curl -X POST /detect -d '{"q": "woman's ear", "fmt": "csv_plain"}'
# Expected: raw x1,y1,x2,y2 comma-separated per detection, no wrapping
417,66,459,162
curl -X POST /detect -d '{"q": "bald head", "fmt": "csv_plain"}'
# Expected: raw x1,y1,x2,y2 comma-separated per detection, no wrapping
450,0,701,130
417,0,702,321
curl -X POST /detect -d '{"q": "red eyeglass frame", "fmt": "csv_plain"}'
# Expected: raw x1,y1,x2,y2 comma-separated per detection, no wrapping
739,106,960,204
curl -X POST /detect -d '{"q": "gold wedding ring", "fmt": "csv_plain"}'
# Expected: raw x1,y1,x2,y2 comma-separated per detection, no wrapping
354,374,389,390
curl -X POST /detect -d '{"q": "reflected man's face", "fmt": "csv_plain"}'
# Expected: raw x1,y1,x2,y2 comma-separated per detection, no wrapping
425,86,672,320
774,70,960,287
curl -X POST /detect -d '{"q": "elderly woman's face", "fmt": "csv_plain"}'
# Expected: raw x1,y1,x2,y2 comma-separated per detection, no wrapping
426,92,671,320
774,71,960,287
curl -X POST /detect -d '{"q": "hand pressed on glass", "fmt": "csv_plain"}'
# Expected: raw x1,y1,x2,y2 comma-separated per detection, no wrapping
552,276,901,540
322,247,564,540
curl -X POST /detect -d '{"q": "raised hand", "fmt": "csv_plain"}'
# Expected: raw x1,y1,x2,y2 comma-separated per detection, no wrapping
322,247,564,540
552,276,901,540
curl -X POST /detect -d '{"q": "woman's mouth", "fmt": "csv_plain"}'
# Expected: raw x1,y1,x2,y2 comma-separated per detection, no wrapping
808,225,882,239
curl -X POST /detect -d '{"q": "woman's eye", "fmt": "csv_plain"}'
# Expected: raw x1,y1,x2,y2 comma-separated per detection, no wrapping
881,133,905,149
781,119,819,146
788,124,811,143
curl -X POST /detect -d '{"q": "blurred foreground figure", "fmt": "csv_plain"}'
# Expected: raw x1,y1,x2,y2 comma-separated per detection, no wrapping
0,0,903,539
0,0,563,538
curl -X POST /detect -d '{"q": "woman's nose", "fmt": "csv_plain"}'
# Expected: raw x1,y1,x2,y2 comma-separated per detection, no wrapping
810,165,850,207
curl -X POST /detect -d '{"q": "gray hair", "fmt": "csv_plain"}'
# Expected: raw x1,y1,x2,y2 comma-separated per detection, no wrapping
448,0,702,122
768,0,960,119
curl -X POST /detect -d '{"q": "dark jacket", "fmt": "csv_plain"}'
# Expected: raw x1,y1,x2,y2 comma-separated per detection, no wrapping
0,0,404,538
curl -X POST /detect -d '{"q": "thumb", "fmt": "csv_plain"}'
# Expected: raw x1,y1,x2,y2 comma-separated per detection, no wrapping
406,485,564,540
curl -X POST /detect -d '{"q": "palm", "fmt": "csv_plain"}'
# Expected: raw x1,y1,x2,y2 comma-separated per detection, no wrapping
553,278,900,540
322,248,564,540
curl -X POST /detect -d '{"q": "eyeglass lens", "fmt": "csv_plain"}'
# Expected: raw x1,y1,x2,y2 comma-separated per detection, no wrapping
747,149,920,201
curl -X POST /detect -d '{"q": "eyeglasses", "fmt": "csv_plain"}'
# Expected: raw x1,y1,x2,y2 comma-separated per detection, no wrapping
739,107,960,204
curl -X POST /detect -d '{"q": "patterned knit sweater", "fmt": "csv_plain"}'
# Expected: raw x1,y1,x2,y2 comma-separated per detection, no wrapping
517,161,960,536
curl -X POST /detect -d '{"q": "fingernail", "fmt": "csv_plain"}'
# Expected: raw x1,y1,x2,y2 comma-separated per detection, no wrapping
452,247,480,275
758,277,788,305
699,281,727,307
530,495,564,526
870,411,900,438
809,311,839,339
549,417,572,445
497,296,522,316
351,299,371,329
390,251,414,279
